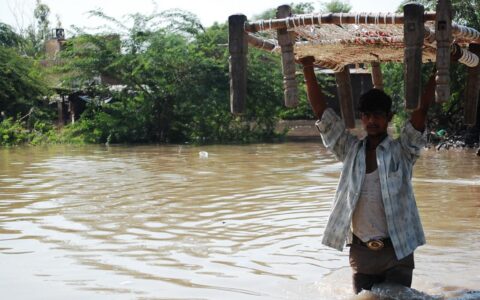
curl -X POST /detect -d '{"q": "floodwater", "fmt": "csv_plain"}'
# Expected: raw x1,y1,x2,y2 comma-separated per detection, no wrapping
0,143,478,300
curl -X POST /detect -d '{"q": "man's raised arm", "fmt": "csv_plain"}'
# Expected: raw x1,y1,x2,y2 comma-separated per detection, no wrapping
299,56,328,119
410,70,436,132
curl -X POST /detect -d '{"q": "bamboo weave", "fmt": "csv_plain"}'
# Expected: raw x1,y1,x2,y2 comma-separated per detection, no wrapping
249,14,480,71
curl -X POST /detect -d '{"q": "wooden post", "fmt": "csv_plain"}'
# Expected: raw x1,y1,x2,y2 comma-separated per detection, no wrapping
435,0,453,103
335,67,355,129
371,61,384,90
276,5,298,107
228,14,248,115
465,43,480,125
57,95,65,127
403,3,424,111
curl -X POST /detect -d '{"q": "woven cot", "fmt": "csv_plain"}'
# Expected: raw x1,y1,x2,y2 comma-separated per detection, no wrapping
248,16,478,70
228,0,480,127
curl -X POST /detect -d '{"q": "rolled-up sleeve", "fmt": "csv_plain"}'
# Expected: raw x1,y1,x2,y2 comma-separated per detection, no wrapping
399,121,427,161
315,108,357,162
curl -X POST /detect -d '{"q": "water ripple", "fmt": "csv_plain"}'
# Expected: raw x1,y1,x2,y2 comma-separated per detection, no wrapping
0,144,478,299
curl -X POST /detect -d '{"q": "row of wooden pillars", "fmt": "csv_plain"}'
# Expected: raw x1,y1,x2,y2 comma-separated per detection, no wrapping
229,0,480,127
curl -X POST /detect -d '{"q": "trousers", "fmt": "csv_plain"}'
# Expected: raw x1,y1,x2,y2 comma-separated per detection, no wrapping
349,242,414,294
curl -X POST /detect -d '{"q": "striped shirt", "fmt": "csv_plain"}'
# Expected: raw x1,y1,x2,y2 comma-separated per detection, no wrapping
316,108,426,260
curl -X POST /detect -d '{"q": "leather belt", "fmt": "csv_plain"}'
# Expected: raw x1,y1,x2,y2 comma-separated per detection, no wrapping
352,234,393,251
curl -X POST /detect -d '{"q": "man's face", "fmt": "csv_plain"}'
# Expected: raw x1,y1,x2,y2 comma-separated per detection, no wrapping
360,111,392,137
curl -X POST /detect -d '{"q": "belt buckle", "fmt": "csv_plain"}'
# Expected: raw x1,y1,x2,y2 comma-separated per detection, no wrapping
366,239,384,251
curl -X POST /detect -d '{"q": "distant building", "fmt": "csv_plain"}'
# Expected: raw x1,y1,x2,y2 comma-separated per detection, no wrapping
44,28,66,60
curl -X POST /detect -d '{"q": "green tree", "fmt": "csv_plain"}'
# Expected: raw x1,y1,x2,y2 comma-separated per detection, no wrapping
56,9,284,144
0,17,53,147
320,0,352,13
0,23,23,48
0,46,48,117
34,0,50,41
15,0,53,57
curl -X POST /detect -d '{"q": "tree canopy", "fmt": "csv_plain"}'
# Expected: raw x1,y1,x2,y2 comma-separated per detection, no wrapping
320,0,352,13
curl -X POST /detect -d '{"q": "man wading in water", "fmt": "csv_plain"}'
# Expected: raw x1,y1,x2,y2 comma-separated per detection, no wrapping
299,56,435,294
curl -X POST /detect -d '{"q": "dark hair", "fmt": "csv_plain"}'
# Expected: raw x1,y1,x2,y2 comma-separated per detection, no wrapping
358,88,392,113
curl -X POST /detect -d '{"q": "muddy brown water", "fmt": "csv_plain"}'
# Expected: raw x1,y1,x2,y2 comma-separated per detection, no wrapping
0,144,478,299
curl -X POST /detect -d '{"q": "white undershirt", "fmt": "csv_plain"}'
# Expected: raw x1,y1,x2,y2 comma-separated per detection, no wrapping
351,169,389,242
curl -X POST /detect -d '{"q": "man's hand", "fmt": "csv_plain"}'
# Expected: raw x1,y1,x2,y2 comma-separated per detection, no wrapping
298,56,316,67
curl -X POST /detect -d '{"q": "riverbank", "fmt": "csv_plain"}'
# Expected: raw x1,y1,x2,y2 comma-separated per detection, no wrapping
276,120,321,142
278,119,381,141
279,119,480,155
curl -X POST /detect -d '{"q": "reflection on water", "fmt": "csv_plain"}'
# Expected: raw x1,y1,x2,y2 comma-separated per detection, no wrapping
0,144,478,300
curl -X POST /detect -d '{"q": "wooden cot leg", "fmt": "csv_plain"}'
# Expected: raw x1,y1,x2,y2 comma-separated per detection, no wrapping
276,5,298,107
371,62,384,90
465,44,480,125
403,3,424,111
435,0,453,103
335,67,355,129
228,14,248,115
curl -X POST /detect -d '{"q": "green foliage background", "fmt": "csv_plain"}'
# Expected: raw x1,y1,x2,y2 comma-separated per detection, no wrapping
1,0,480,146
